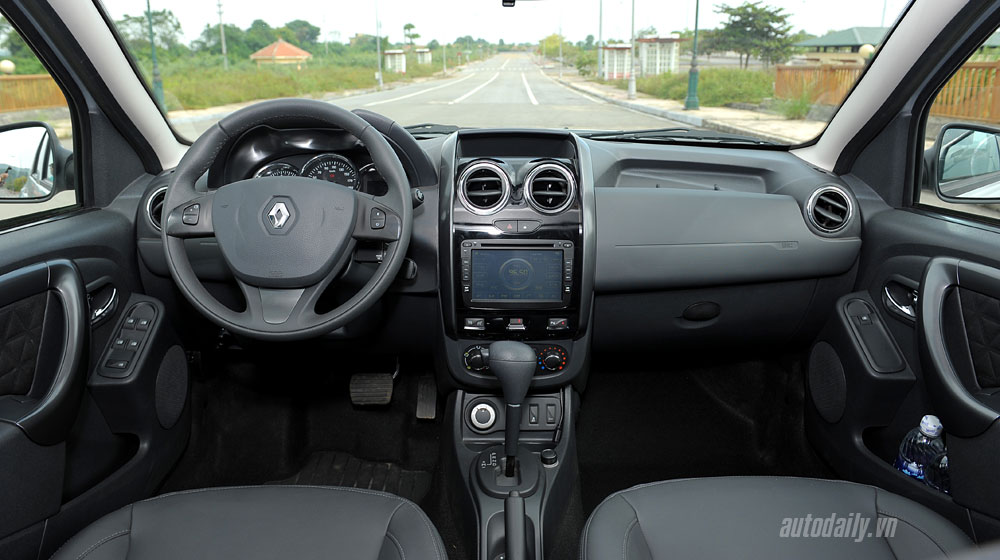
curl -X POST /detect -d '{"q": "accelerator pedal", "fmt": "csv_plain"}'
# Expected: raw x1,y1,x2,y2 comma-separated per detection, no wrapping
416,375,437,420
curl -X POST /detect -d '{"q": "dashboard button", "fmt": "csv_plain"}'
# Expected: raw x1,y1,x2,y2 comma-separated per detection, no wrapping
517,220,540,233
464,317,486,331
547,318,569,331
507,317,526,331
494,220,517,233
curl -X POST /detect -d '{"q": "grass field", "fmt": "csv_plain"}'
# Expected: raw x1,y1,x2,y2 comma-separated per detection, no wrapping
610,68,777,107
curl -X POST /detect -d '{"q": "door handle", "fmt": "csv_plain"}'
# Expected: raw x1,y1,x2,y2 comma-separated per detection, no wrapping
883,284,917,321
89,285,117,325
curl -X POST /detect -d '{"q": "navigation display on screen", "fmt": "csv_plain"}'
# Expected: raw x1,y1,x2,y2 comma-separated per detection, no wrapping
470,249,563,302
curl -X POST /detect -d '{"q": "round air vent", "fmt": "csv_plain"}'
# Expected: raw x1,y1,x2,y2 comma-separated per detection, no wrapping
458,161,511,215
806,185,853,234
146,186,168,231
525,162,576,214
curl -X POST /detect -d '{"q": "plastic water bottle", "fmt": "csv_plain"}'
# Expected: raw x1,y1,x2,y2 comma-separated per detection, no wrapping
894,415,945,480
924,451,951,494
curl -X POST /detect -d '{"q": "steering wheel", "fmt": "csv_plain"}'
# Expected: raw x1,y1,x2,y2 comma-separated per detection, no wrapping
161,99,412,341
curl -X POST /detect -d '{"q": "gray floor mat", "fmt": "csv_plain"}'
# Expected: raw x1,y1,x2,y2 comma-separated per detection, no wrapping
271,451,432,504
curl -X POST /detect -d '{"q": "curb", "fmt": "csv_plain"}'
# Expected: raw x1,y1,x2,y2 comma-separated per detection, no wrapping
555,78,799,145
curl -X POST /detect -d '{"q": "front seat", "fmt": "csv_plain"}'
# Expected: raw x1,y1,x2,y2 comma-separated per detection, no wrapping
582,477,971,559
51,486,446,560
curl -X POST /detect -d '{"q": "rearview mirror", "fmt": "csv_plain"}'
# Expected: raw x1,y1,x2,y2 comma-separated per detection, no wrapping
0,121,71,201
933,123,1000,203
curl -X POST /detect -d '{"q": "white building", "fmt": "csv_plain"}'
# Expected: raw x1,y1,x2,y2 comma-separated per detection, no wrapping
416,48,432,65
637,37,681,76
599,44,633,80
384,50,406,74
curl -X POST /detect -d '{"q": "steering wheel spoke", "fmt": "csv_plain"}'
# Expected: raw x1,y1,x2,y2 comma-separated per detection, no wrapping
237,278,329,328
353,193,403,242
164,191,215,239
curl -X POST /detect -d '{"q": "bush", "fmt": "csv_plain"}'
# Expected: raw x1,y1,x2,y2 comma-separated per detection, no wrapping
777,87,813,119
620,68,776,107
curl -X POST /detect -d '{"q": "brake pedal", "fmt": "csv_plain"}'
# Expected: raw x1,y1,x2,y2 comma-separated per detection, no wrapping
349,373,394,406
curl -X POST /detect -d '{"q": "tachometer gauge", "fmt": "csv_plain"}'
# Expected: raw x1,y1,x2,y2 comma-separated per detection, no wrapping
253,162,299,178
301,153,358,189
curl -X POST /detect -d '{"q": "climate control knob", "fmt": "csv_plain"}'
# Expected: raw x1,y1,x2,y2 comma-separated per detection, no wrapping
537,346,568,373
463,345,490,372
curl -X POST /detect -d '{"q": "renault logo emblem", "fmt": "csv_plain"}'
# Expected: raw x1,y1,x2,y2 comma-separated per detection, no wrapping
267,202,289,229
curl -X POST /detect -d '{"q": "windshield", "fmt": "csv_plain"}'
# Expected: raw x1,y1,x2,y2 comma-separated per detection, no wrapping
98,0,909,145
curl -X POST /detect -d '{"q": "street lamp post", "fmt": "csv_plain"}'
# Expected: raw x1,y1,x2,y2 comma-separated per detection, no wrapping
627,0,637,99
596,0,603,78
684,0,700,110
375,0,384,88
443,44,447,74
217,0,228,70
145,0,165,110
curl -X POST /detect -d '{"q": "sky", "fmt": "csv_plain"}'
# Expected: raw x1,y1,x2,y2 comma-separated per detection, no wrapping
99,0,911,47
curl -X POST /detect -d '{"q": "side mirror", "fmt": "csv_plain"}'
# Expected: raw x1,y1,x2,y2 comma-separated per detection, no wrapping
932,123,1000,203
0,121,72,202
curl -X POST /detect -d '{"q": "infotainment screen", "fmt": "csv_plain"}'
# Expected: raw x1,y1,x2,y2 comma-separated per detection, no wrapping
470,249,563,303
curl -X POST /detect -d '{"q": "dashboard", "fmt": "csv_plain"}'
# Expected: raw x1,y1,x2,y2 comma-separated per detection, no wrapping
134,118,864,391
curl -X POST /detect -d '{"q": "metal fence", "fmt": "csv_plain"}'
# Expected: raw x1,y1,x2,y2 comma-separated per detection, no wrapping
0,74,66,112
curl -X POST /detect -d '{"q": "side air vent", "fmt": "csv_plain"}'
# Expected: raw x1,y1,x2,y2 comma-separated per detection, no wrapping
807,185,853,234
147,186,168,231
458,160,511,215
525,162,576,214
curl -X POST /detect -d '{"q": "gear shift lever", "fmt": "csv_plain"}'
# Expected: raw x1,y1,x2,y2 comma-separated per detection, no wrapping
488,341,536,477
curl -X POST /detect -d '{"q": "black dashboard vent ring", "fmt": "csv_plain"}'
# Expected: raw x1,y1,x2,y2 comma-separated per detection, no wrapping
458,160,511,215
525,162,576,215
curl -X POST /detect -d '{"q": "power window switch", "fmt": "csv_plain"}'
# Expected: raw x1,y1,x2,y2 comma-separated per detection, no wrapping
113,338,127,349
127,340,140,350
105,359,129,370
137,318,152,331
124,317,137,329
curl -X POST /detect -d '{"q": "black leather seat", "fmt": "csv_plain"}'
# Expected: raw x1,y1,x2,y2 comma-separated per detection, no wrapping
582,477,971,560
51,486,446,560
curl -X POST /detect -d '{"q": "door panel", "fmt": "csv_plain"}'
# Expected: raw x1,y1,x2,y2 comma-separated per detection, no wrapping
807,207,1000,542
0,202,191,560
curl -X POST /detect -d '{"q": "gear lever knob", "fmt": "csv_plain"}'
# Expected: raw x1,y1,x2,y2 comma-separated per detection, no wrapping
488,341,536,476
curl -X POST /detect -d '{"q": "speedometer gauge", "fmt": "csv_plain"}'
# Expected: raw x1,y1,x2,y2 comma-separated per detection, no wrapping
254,162,299,178
301,153,358,189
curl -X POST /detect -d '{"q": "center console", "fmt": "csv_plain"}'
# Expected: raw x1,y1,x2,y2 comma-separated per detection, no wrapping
438,130,595,390
437,130,595,560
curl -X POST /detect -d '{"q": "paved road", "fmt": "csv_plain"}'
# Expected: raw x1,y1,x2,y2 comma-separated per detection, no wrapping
330,52,682,130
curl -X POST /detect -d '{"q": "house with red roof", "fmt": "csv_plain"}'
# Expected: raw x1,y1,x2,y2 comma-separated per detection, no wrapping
249,39,312,69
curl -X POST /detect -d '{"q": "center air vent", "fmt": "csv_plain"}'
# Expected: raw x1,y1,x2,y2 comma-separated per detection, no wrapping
807,185,852,234
525,162,576,214
458,161,511,215
146,186,168,231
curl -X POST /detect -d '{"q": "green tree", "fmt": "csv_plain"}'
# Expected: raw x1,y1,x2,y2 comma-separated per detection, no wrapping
427,39,440,50
245,19,278,52
114,10,185,54
584,34,595,50
637,26,657,39
279,20,320,48
715,2,794,68
403,23,420,46
0,17,44,73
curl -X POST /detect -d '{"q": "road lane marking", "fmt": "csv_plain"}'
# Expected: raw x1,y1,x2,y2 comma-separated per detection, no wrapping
540,69,602,104
363,72,477,106
521,73,539,105
500,58,509,69
449,72,500,104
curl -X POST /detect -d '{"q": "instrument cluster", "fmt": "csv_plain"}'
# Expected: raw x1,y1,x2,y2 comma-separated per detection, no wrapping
253,152,387,195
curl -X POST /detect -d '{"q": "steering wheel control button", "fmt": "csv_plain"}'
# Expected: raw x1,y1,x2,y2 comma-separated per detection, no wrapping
547,318,569,331
464,317,486,331
470,402,497,431
370,208,386,229
182,203,200,225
